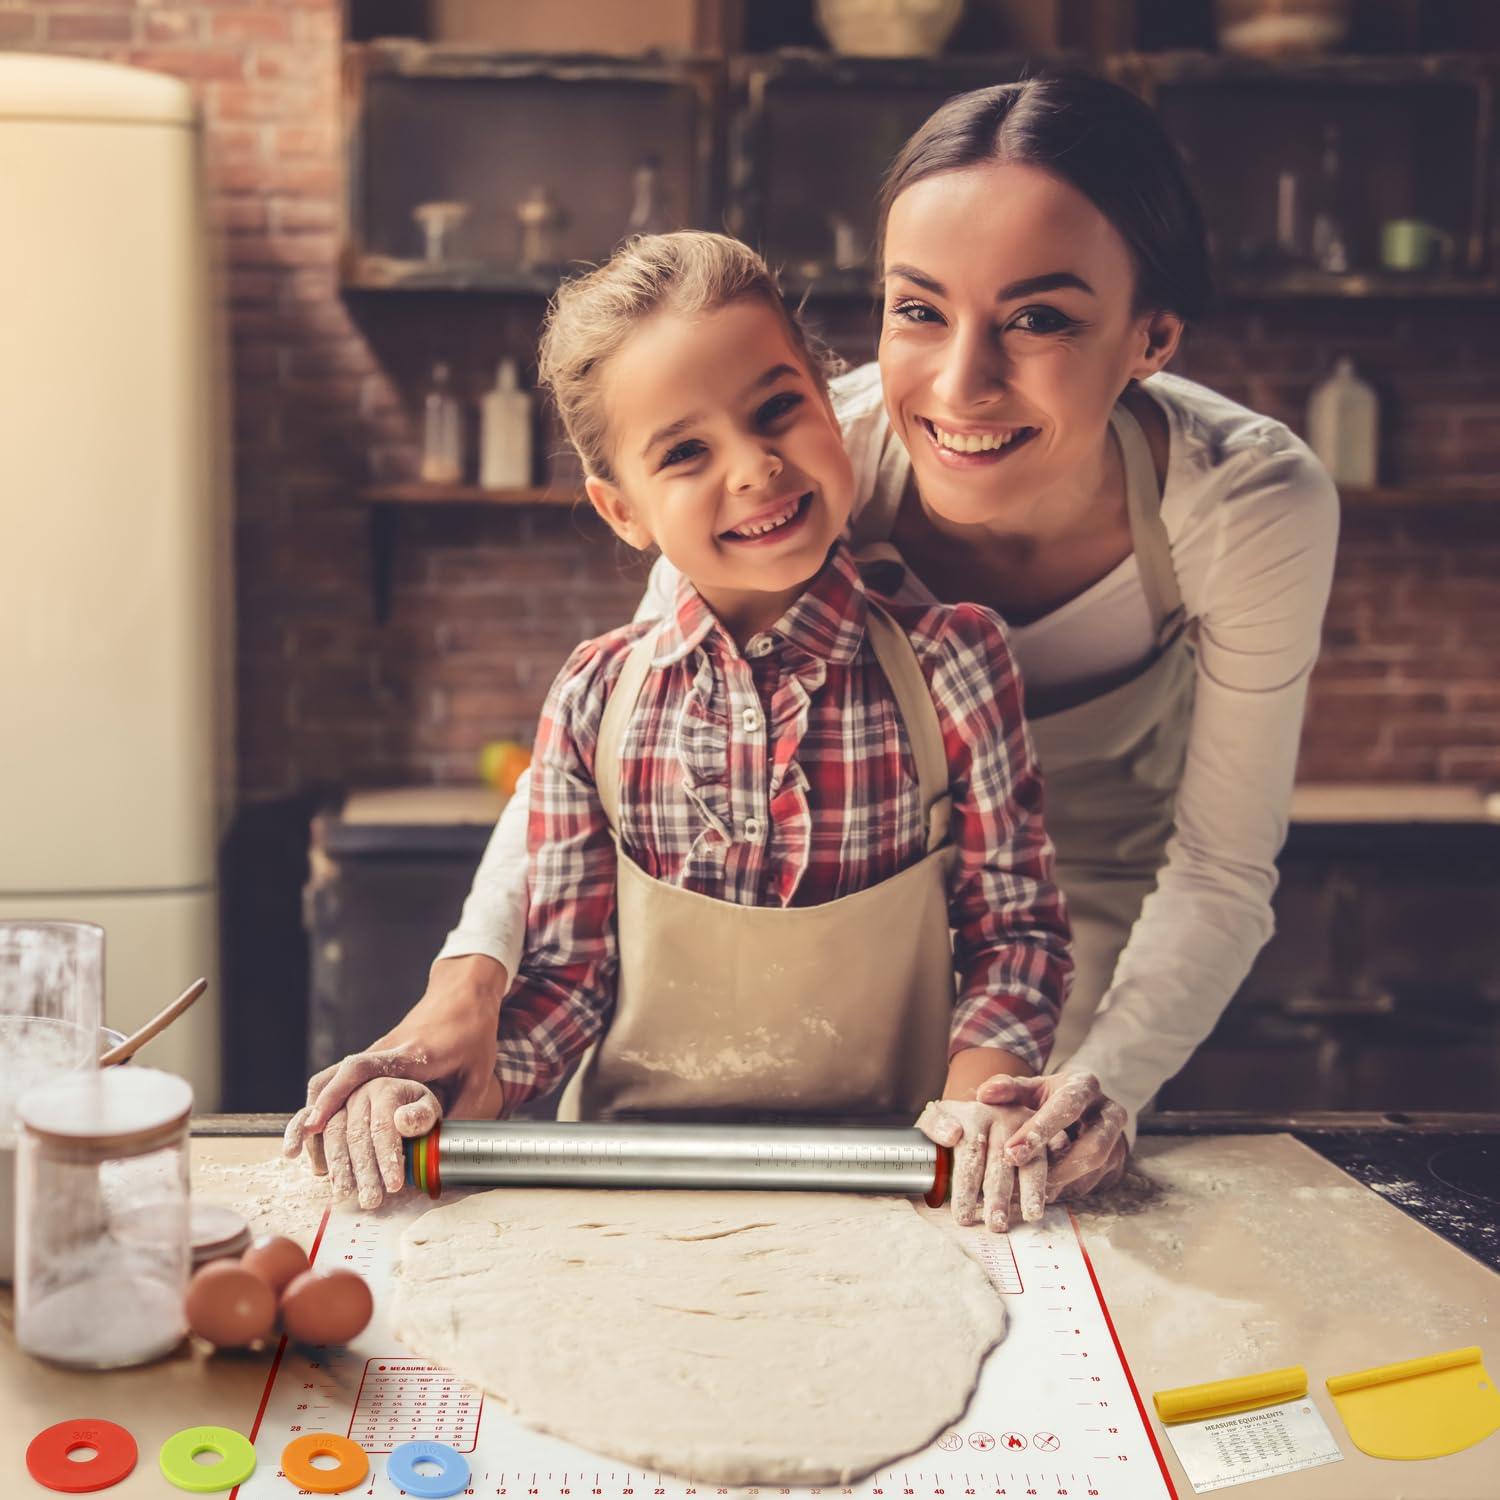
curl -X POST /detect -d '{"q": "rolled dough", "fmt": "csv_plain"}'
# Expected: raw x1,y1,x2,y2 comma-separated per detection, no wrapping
393,1189,1007,1485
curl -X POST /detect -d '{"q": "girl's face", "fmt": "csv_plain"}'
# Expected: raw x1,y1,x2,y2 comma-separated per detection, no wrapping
587,297,854,639
879,161,1181,531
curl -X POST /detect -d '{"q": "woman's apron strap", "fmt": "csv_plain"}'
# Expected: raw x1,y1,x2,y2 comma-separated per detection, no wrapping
863,603,952,854
1108,403,1185,648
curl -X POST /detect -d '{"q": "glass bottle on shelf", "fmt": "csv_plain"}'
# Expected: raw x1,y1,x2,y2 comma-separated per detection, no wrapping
1307,356,1378,488
413,201,470,268
516,186,564,272
1309,124,1350,275
480,358,534,492
626,155,672,238
420,362,465,486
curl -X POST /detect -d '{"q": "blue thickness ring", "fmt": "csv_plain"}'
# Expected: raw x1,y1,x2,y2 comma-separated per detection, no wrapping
386,1440,470,1498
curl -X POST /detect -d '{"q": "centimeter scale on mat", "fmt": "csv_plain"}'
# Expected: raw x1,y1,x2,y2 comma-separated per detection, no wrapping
232,1195,1176,1500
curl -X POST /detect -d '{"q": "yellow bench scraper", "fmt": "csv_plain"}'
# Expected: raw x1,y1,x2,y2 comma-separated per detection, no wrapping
1327,1345,1500,1459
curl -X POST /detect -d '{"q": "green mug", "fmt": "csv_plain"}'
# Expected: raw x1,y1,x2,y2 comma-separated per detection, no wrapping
1380,219,1454,273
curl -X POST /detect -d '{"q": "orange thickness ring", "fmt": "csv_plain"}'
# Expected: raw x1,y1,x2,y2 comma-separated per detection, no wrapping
280,1433,369,1494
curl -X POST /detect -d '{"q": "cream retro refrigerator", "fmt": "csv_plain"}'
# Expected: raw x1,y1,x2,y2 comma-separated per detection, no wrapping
0,55,231,1104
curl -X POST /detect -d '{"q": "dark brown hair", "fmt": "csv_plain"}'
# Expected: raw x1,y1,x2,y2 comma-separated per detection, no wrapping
877,73,1212,322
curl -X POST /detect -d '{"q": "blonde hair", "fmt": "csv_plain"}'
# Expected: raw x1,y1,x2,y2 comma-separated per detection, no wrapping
537,231,839,482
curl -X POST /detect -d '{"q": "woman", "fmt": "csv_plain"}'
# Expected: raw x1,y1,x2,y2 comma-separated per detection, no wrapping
286,74,1337,1214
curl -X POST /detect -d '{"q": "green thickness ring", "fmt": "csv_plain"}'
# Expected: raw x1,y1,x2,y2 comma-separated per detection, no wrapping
158,1426,256,1493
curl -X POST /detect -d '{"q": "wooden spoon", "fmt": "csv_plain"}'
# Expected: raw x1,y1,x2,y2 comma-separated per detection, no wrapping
100,977,208,1066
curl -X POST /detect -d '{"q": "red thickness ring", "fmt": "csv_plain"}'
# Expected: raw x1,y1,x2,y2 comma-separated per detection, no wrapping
27,1419,138,1493
426,1119,442,1198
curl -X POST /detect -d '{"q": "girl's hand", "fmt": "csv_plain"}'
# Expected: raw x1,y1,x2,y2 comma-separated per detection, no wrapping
282,954,508,1173
320,1077,443,1210
977,1071,1129,1202
915,1098,1052,1231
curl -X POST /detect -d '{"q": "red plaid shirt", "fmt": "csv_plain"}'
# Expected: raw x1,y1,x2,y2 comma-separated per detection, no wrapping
496,540,1072,1110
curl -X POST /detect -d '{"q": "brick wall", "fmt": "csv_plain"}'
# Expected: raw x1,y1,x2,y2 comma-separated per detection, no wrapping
10,2,1500,800
1173,304,1500,783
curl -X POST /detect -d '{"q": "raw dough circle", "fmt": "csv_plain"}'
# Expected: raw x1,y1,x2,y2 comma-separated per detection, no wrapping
393,1189,1006,1485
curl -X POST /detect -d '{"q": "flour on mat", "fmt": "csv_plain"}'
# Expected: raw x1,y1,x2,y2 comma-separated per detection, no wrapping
1080,1136,1489,1381
191,1153,387,1247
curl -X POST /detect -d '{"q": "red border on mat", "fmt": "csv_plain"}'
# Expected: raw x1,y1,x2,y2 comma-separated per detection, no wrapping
1070,1208,1180,1499
228,1205,332,1499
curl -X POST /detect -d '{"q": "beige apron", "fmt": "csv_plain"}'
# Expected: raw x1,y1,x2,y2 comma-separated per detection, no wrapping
852,403,1195,1070
557,603,958,1123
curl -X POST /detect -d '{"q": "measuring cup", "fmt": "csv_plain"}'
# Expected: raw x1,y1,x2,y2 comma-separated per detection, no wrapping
0,920,103,1281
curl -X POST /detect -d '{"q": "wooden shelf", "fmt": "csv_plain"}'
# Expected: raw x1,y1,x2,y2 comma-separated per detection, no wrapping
361,483,577,506
1221,269,1500,300
342,256,565,296
1111,50,1497,90
345,260,1500,301
1341,485,1500,506
354,41,720,85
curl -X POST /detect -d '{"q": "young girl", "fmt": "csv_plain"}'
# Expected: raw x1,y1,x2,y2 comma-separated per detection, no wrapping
289,231,1071,1230
494,231,1070,1196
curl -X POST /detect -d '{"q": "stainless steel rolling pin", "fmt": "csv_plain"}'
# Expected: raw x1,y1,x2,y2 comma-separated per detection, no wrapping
405,1120,951,1206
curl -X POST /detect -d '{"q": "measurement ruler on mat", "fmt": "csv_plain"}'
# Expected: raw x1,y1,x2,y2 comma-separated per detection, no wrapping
231,1200,1176,1499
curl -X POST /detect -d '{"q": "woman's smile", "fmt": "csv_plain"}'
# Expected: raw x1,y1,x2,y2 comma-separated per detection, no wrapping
918,415,1040,467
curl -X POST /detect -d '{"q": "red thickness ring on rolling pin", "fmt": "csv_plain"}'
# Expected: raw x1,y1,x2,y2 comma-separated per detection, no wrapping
426,1120,442,1198
924,1144,952,1207
27,1419,138,1493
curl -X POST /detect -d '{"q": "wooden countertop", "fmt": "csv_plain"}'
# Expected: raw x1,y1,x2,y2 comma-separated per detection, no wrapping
329,784,1500,834
3,1132,1497,1497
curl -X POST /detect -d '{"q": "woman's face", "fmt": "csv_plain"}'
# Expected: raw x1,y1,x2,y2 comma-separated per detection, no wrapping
879,160,1179,530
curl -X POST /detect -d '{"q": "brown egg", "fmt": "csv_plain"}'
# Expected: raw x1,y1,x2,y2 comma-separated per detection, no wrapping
279,1268,373,1345
185,1260,278,1349
240,1234,309,1295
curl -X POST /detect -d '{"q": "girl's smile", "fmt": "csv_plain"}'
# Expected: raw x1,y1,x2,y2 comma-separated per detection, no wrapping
719,489,814,544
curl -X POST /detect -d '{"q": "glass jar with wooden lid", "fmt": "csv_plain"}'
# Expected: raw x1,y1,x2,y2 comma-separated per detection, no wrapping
16,1067,193,1368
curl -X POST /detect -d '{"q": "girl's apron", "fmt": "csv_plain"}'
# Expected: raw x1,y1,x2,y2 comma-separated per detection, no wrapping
557,604,959,1122
851,402,1196,1069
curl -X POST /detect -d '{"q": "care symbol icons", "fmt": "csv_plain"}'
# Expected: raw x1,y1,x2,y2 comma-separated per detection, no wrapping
999,1432,1027,1451
968,1431,997,1451
936,1433,963,1453
1033,1432,1060,1452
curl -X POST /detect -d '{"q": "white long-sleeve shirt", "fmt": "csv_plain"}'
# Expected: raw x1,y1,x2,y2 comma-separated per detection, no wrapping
439,367,1339,1120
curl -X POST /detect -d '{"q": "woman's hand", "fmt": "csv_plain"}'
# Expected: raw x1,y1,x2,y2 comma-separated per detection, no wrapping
321,1077,443,1210
282,954,509,1175
916,1098,1052,1231
978,1071,1129,1203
